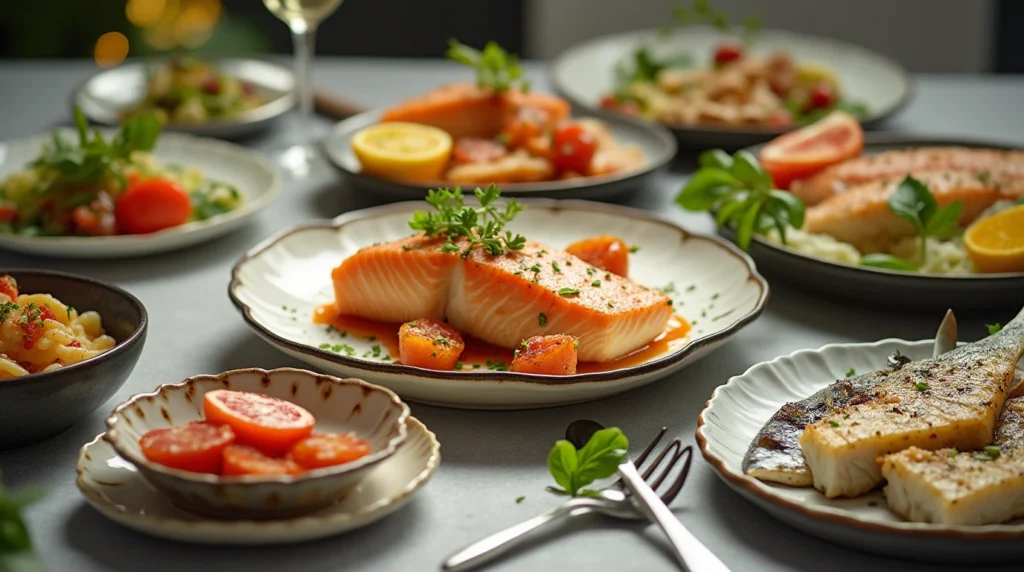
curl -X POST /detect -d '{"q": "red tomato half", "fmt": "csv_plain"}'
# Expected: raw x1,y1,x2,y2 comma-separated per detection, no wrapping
452,138,509,164
551,124,597,175
115,178,193,235
808,82,838,109
0,275,18,300
139,422,235,474
758,112,864,189
203,390,315,456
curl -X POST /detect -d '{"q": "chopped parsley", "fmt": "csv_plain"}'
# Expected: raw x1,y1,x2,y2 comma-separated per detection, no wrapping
407,186,526,257
984,445,1001,459
557,288,580,297
516,495,525,504
628,245,640,253
432,337,449,346
604,272,611,281
529,264,542,273
591,280,601,287
538,313,547,326
455,361,463,370
845,367,856,378
658,282,676,294
586,267,596,276
486,359,508,371
551,261,561,273
915,381,929,392
829,420,840,428
686,284,696,292
986,323,1002,335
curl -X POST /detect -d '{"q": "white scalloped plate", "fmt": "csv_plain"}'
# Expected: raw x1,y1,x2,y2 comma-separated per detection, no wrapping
0,132,278,258
230,199,768,409
76,417,439,544
697,339,1024,563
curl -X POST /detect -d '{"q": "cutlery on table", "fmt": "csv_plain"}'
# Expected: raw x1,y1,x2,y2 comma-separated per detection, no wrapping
442,423,706,571
313,88,367,120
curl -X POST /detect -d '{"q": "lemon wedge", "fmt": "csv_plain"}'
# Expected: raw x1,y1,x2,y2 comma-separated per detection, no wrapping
797,63,841,91
964,204,1024,273
351,122,453,182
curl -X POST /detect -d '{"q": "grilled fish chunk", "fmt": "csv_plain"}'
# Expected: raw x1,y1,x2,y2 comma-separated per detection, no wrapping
880,396,1024,524
799,307,1024,498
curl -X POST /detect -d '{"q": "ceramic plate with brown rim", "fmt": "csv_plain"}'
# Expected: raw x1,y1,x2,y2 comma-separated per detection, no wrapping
229,199,767,409
697,338,1024,564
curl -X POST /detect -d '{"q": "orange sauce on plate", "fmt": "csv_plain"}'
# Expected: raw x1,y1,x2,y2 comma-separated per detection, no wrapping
313,304,690,373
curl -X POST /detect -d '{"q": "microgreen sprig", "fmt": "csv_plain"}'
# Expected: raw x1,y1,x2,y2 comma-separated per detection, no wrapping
547,427,628,497
667,0,761,45
446,39,528,94
408,185,527,257
675,149,805,250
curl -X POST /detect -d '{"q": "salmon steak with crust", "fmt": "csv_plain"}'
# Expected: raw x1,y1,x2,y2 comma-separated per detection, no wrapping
331,235,672,363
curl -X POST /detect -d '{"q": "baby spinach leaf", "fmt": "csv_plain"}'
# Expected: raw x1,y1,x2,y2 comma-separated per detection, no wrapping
860,253,917,272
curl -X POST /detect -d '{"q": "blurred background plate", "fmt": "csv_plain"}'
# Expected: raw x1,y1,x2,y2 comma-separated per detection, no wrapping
550,27,912,150
73,58,295,139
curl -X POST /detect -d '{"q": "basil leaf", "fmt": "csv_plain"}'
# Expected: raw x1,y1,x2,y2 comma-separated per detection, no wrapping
730,150,772,190
574,427,628,489
860,253,917,272
769,190,805,230
888,176,935,234
547,440,579,495
676,170,739,211
925,201,963,237
714,192,751,227
735,200,763,250
698,149,734,170
74,107,89,145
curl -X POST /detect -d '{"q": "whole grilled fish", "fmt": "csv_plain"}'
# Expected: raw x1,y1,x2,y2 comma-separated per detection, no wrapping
742,310,959,487
801,306,1024,498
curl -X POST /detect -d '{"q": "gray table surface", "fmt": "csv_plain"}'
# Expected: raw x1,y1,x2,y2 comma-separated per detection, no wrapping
1,58,1023,572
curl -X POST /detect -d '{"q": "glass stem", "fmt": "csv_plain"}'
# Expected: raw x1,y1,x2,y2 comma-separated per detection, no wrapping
290,21,317,147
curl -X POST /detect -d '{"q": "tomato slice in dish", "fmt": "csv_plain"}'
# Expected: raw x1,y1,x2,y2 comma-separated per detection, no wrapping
221,445,304,476
289,433,371,469
139,421,235,474
758,111,864,189
203,390,315,455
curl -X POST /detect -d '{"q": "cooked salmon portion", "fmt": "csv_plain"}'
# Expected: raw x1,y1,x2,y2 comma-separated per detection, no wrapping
790,147,1024,206
799,306,1024,498
331,236,672,362
803,170,1024,253
880,396,1024,525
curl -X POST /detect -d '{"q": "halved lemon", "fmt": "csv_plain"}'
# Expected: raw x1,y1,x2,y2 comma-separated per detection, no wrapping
351,122,453,182
964,204,1024,273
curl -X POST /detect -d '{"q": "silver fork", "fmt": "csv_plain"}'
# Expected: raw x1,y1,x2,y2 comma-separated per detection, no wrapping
441,428,694,571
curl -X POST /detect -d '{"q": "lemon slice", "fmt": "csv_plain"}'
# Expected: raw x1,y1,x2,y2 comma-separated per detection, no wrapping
964,204,1024,273
351,122,453,183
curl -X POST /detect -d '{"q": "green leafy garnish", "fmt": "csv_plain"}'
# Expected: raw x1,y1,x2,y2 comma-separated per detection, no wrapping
446,39,527,94
486,359,508,371
845,367,856,378
915,381,930,392
887,176,963,263
547,427,629,497
676,149,805,250
987,323,1003,335
538,313,547,326
408,185,526,257
669,0,760,44
0,474,46,572
557,288,581,297
859,253,917,272
984,445,1002,459
515,496,525,504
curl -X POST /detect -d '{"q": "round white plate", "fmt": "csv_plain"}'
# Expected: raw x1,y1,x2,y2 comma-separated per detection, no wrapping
0,132,279,258
73,58,295,139
323,109,676,199
697,338,1024,563
551,27,911,149
229,199,768,409
75,416,439,544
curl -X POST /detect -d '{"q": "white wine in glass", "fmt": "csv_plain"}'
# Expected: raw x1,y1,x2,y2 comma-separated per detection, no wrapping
263,0,344,178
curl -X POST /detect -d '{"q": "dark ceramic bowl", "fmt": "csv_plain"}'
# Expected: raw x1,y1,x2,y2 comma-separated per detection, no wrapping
0,269,147,449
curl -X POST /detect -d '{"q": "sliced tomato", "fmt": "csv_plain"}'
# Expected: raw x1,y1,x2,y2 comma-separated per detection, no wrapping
288,433,371,469
452,138,509,164
713,41,743,66
565,235,630,277
139,421,235,474
221,445,304,476
0,275,18,300
551,123,598,175
758,111,864,189
115,178,192,235
203,390,315,455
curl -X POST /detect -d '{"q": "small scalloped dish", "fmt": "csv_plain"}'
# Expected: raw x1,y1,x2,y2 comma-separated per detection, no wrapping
104,368,409,519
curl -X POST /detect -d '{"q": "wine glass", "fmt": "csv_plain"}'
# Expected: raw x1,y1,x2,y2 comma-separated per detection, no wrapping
262,0,344,178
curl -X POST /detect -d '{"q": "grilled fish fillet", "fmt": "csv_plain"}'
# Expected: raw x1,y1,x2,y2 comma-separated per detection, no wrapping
790,147,1024,206
880,396,1024,525
803,170,1024,253
799,306,1024,498
331,235,672,362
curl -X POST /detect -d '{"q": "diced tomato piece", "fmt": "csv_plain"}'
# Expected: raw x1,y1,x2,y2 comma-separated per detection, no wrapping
115,178,192,235
510,334,578,375
714,41,743,66
565,235,630,277
759,111,864,189
38,306,55,322
808,82,837,109
0,275,18,300
501,108,547,150
288,433,371,469
139,422,235,474
68,339,82,348
398,318,465,370
452,138,509,164
203,390,315,456
221,445,304,476
551,123,598,175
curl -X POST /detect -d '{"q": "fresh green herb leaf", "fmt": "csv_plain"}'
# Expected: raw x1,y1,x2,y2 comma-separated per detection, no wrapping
829,420,840,428
454,361,463,370
974,452,994,462
408,185,526,257
591,280,601,287
915,381,929,392
888,176,964,262
515,496,525,504
984,445,1001,459
628,245,640,253
987,323,1003,335
551,261,561,273
446,39,527,94
860,253,917,272
486,359,508,371
547,427,629,497
538,313,547,326
557,288,581,297
845,367,856,378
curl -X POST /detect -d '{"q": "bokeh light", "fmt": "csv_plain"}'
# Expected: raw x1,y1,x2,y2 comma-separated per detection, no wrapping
94,32,130,68
126,0,168,27
128,0,222,51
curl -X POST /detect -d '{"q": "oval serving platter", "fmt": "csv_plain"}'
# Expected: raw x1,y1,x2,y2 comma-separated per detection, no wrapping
551,27,911,150
697,338,1024,563
229,199,768,409
0,131,279,258
73,58,295,139
729,135,1024,310
322,108,677,200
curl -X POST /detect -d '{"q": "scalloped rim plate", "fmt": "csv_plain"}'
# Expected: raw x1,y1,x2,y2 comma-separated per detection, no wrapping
229,199,768,409
697,338,1024,562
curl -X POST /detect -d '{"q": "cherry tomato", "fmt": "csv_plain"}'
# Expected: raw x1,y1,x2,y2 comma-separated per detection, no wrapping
203,390,315,456
565,235,630,277
759,111,864,189
714,41,743,66
599,95,620,109
599,95,640,117
452,138,509,164
0,275,19,301
139,422,235,474
115,178,193,235
221,445,304,476
808,82,837,109
289,433,371,469
551,124,598,175
201,78,221,95
0,207,17,224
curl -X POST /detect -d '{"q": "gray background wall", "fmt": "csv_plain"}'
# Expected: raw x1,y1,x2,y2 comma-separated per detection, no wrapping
526,0,995,72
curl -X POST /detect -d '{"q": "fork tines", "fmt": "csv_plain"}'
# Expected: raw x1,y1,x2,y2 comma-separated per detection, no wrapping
633,427,693,504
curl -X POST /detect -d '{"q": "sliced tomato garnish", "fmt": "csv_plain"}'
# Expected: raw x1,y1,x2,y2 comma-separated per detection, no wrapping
203,390,315,456
139,421,235,474
758,111,864,189
288,433,371,469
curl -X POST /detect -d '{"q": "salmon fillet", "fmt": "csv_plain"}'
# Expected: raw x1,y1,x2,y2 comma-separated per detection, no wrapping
880,395,1024,525
799,306,1024,498
331,235,672,362
790,147,1024,206
802,170,1024,253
